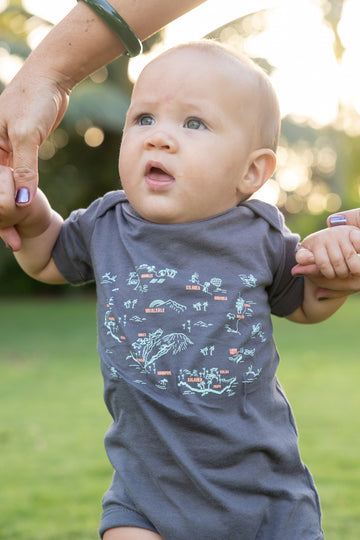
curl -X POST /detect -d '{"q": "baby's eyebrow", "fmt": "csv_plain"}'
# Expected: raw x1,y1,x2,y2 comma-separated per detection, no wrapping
125,103,149,120
129,97,158,109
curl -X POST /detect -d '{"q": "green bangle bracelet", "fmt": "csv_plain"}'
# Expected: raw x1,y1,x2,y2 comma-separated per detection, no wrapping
77,0,143,57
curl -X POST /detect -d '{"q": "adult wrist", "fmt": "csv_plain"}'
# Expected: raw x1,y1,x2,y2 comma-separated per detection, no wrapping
77,0,143,57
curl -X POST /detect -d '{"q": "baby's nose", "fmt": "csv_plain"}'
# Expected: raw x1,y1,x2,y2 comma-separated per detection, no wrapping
144,130,177,152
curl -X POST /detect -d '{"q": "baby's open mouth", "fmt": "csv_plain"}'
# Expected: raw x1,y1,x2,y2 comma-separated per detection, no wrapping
149,166,169,178
145,162,175,189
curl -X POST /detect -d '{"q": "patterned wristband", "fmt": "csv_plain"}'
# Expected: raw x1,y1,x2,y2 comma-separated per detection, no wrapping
77,0,143,57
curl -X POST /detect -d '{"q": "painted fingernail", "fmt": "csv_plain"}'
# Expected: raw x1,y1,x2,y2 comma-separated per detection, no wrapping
329,215,347,227
15,188,30,204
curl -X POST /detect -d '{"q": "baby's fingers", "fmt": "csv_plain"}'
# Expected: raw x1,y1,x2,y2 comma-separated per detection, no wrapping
0,226,21,251
295,247,315,265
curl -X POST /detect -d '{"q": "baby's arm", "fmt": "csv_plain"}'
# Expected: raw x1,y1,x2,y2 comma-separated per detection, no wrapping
0,166,66,284
15,192,66,284
286,277,347,324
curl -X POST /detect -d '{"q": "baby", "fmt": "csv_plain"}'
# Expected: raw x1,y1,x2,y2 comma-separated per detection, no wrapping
1,41,359,540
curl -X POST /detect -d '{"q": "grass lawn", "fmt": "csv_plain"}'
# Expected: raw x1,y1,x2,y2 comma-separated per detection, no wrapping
0,295,360,539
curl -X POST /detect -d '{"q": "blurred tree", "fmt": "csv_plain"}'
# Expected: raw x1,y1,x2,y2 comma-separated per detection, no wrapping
207,5,360,238
323,0,346,60
0,1,32,63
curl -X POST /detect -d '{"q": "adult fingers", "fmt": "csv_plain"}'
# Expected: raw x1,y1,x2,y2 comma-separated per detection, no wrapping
306,243,338,279
0,165,22,250
344,229,360,277
325,227,360,277
320,234,353,278
292,231,360,278
328,209,360,228
11,137,39,207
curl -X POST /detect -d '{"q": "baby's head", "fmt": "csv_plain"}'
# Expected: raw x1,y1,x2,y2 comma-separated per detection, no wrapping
119,40,280,224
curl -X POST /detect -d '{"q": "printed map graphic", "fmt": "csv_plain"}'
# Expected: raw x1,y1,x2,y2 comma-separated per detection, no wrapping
102,265,266,397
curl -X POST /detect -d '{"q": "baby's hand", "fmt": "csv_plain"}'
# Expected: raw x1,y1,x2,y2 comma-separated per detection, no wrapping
292,226,360,279
0,165,24,251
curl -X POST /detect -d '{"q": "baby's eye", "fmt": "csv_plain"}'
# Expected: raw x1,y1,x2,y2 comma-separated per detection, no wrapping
137,114,155,126
184,118,206,130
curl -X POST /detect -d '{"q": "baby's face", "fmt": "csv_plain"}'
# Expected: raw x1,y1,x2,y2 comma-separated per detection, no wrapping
119,47,260,224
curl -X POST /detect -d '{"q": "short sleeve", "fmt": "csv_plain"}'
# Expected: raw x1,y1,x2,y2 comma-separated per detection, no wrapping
52,206,96,284
242,199,304,317
267,231,304,317
52,191,126,284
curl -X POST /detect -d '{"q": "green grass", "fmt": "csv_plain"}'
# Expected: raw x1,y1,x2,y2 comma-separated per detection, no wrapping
273,295,360,539
1,295,360,539
0,297,110,539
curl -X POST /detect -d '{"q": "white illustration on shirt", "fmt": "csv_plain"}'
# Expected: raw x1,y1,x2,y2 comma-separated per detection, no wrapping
128,329,194,372
103,266,266,395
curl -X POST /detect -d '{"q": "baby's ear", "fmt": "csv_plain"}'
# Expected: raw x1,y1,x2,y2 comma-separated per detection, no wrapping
238,149,277,196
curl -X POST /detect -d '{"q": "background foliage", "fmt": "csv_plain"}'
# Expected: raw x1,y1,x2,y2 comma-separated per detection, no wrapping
0,0,359,293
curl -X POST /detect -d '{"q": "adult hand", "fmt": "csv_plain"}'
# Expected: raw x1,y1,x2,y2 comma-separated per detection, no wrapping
0,73,69,199
292,209,360,299
0,71,69,249
293,226,360,278
293,210,360,276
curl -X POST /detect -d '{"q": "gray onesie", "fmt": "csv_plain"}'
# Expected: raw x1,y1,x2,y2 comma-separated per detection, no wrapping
53,191,323,540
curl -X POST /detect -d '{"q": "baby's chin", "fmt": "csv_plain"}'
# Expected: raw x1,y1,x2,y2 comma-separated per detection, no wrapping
127,191,242,224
